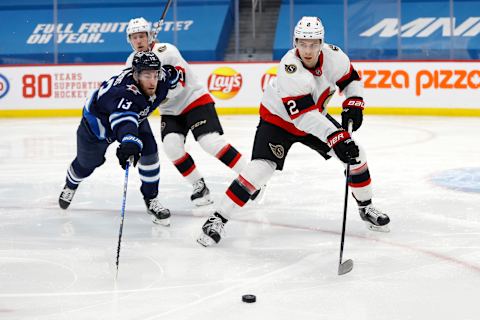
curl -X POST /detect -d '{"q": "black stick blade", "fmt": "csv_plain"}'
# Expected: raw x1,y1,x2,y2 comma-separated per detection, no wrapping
338,259,354,275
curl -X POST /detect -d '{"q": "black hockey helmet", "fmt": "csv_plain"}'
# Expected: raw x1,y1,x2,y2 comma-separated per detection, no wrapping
132,51,161,75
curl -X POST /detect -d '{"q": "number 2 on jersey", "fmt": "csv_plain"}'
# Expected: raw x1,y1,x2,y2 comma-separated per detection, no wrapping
287,100,299,116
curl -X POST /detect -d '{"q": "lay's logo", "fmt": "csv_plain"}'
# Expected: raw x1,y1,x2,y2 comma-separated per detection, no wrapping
261,66,277,91
208,67,242,100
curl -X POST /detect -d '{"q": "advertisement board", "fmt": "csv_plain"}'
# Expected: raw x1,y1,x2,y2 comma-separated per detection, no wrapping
274,0,480,60
0,61,479,117
0,1,232,63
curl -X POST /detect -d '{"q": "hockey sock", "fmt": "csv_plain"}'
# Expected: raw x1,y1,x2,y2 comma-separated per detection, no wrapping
197,133,247,173
225,175,257,207
216,144,245,172
348,162,372,202
172,153,193,176
66,158,94,189
139,153,160,199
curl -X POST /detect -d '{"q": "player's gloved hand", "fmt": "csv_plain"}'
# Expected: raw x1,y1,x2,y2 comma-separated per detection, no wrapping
327,130,359,164
341,97,364,131
163,64,180,89
116,135,142,169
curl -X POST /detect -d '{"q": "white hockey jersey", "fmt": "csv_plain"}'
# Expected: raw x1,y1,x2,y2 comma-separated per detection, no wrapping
126,43,214,116
260,43,363,141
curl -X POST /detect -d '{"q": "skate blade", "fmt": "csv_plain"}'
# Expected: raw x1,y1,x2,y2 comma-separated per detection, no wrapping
197,233,215,247
152,217,171,227
365,222,390,233
338,259,354,275
192,198,214,207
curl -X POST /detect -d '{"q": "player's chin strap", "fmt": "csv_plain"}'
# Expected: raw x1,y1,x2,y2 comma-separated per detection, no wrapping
151,0,173,41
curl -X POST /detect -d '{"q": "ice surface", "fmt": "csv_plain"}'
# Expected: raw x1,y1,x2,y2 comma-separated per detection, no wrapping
0,115,479,320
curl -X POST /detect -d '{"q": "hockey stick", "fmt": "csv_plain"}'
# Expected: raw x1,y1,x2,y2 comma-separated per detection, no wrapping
338,121,354,275
151,0,174,41
115,158,132,279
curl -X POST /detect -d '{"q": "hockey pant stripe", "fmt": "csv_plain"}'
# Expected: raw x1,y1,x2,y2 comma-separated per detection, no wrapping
226,178,253,207
348,169,371,188
173,153,196,177
216,144,242,168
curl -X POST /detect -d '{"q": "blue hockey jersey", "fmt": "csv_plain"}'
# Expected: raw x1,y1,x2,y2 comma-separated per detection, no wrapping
83,68,169,146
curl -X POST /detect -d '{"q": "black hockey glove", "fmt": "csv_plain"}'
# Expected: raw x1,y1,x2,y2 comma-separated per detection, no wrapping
163,64,180,89
327,130,359,164
116,135,142,169
341,97,364,131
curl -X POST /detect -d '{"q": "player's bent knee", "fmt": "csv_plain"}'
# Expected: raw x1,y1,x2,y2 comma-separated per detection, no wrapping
240,159,276,189
162,133,186,160
197,132,225,156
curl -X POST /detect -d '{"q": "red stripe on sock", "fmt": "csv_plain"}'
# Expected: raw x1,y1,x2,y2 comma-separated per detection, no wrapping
216,144,231,158
173,153,190,165
351,162,368,174
226,189,246,207
182,164,196,177
349,178,371,188
238,175,256,193
228,153,242,168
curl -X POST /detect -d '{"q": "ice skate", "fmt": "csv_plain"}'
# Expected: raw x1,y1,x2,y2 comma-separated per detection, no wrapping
59,184,77,209
359,205,390,232
145,197,171,226
191,178,213,206
197,212,227,247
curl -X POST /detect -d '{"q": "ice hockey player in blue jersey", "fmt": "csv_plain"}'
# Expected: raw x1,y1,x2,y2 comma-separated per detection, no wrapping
59,51,173,226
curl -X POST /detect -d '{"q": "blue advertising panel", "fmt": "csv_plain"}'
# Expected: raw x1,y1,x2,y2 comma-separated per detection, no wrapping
344,0,399,59
348,0,480,59
0,1,233,63
274,0,480,60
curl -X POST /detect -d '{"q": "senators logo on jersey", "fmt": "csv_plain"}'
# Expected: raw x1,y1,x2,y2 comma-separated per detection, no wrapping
329,44,339,51
157,45,167,53
285,64,297,74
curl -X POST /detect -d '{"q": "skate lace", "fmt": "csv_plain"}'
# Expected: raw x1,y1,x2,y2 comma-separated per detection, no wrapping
61,188,75,201
366,206,384,218
205,215,224,234
193,179,205,194
149,198,166,212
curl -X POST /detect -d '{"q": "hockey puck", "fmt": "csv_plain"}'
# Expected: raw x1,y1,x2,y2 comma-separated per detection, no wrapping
242,294,256,303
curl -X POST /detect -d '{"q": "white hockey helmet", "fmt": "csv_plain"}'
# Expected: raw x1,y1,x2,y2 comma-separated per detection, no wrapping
126,17,154,48
293,16,325,48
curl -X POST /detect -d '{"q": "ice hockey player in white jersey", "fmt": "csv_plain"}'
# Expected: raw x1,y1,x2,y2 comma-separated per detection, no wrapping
197,16,390,247
125,17,249,206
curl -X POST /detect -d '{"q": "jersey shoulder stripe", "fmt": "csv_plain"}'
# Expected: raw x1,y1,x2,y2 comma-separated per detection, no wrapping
336,64,361,92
